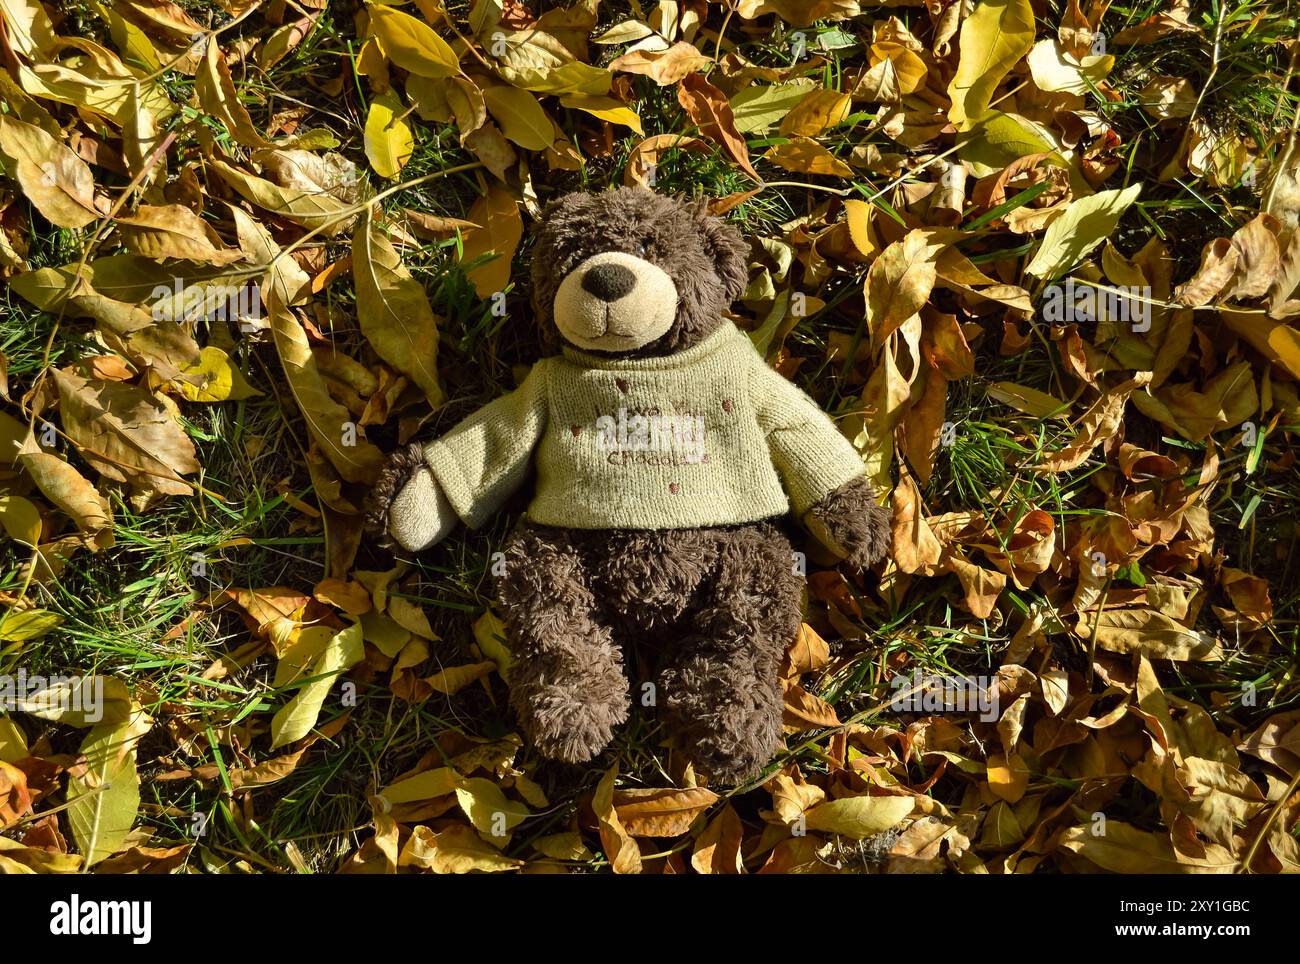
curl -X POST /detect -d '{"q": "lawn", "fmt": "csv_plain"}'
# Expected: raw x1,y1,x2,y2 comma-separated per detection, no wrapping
0,0,1297,874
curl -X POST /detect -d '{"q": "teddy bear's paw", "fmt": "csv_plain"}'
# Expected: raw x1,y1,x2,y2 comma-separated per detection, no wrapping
513,673,630,765
663,665,784,785
389,467,457,552
805,475,893,570
365,444,458,552
686,721,783,785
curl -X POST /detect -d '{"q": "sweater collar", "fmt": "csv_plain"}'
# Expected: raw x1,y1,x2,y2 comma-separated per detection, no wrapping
558,322,742,371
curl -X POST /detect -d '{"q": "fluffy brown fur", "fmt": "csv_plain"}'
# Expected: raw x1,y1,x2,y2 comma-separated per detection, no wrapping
496,521,801,782
806,476,893,569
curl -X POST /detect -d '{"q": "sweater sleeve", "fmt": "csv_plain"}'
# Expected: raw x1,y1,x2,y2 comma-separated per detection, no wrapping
421,361,549,529
750,353,867,516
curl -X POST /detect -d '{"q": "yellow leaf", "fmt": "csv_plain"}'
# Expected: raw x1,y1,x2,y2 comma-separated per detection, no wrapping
763,137,853,177
1219,309,1300,381
380,766,459,805
986,381,1068,419
67,704,151,866
1026,39,1113,95
786,622,830,676
782,683,840,731
864,229,942,346
947,0,1036,131
0,114,100,228
986,752,1029,802
482,86,554,150
1080,608,1223,662
950,551,1006,619
0,714,28,763
0,494,42,545
444,77,487,141
364,89,414,179
272,625,335,688
609,41,710,86
211,159,351,235
778,88,850,137
560,94,643,134
1036,373,1148,473
353,211,445,406
730,81,816,134
803,794,914,839
454,776,530,839
1025,185,1142,280
270,622,364,748
53,368,199,497
177,346,261,403
7,675,130,727
359,610,410,657
0,607,62,642
691,804,746,874
593,764,642,873
502,60,612,96
237,208,384,483
367,4,460,78
870,42,927,95
472,607,513,674
426,661,497,695
417,824,524,873
957,110,1062,178
532,832,593,861
117,204,246,264
1058,821,1236,873
613,787,719,836
843,199,879,257
195,40,272,148
460,186,522,299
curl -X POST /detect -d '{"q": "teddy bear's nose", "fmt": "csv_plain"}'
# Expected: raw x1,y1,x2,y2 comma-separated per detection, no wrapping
582,263,638,302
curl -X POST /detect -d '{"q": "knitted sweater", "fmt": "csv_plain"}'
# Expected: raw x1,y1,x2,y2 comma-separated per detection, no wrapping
422,323,867,530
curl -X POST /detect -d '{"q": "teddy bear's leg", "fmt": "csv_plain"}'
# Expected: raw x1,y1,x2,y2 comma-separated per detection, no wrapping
496,523,630,765
659,524,802,783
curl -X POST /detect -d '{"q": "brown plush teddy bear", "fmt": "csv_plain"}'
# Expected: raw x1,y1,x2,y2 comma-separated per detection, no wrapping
368,188,890,782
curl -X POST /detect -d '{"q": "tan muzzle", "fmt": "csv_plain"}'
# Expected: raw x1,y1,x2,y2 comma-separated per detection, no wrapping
552,251,678,352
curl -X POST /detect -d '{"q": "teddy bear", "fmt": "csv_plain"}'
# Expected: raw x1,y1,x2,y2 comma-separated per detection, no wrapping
367,187,891,782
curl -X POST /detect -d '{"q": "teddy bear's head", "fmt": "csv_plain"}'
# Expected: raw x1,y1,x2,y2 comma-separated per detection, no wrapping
530,188,750,357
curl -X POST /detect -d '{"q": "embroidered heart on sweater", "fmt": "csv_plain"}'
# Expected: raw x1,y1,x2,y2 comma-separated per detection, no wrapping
615,377,629,393
570,424,581,437
669,482,680,494
722,398,734,413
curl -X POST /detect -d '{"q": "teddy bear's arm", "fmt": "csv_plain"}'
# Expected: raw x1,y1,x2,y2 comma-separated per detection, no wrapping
804,476,892,568
367,363,550,550
751,358,893,568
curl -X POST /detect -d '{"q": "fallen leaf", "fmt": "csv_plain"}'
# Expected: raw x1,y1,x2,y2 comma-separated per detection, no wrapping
802,794,914,839
353,212,445,407
270,622,364,748
613,786,719,836
67,704,151,866
947,0,1036,131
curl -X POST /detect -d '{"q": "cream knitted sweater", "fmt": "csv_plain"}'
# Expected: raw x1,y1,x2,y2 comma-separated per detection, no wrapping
422,323,867,530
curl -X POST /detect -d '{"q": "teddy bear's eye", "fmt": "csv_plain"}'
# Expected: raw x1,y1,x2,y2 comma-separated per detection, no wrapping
634,238,650,257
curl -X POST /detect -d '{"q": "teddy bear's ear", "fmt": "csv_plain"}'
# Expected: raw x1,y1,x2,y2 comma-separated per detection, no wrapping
694,202,750,303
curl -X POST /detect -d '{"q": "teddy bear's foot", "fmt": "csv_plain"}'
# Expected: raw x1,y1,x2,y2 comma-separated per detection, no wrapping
497,522,630,765
657,522,801,783
661,651,786,783
510,649,630,764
